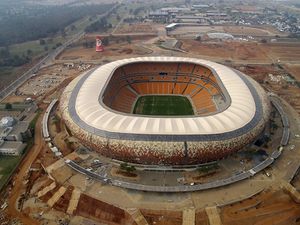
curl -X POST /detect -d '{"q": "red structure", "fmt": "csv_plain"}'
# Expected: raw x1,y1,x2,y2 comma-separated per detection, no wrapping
95,36,104,52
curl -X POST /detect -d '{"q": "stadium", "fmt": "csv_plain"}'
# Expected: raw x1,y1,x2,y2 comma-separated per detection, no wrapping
60,57,271,165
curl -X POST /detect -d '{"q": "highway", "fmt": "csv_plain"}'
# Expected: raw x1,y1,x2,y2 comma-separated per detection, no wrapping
0,32,84,102
0,2,120,102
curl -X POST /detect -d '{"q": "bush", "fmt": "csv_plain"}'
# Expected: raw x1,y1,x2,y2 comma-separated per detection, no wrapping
197,163,219,173
4,103,12,110
39,39,46,45
120,162,136,173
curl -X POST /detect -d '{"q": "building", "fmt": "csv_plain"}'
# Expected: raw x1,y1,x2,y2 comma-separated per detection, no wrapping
192,4,210,10
0,117,30,156
148,11,169,23
60,57,271,165
0,140,26,156
174,15,208,24
165,23,178,33
0,117,15,128
205,11,229,19
160,7,190,14
0,121,30,141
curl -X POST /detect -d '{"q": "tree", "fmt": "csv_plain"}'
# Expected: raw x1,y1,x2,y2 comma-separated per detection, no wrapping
0,47,10,58
5,103,12,110
70,25,76,31
120,163,136,173
39,39,46,45
27,49,32,56
102,37,109,46
261,39,267,43
126,35,132,44
196,35,202,41
61,29,66,39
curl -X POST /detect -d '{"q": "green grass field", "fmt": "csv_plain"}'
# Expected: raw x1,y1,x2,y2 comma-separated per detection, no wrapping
133,95,194,116
0,156,22,190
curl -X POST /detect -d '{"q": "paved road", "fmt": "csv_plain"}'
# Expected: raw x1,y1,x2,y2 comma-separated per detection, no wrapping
0,3,121,103
0,32,84,102
62,97,289,193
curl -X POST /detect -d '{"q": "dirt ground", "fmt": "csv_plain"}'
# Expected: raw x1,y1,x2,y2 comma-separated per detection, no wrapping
0,58,41,91
58,42,152,61
140,209,182,225
233,64,300,114
169,25,284,37
223,25,283,36
260,43,300,62
75,193,136,225
16,64,84,100
53,185,74,213
1,95,28,103
182,40,300,65
182,40,270,62
195,210,210,225
292,172,300,190
114,23,157,34
220,189,300,225
283,64,300,81
266,82,300,114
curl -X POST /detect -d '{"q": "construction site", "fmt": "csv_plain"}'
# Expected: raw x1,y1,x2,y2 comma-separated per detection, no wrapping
0,2,300,225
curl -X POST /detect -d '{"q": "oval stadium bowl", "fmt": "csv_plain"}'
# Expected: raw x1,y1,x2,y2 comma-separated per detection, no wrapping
60,57,271,165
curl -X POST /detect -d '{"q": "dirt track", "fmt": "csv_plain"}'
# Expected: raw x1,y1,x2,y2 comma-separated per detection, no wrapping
5,114,44,225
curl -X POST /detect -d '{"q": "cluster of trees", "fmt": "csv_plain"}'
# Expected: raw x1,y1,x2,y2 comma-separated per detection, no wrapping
0,3,115,46
132,6,146,15
197,163,219,173
123,17,143,23
85,17,112,33
120,162,136,173
4,103,12,110
0,48,30,67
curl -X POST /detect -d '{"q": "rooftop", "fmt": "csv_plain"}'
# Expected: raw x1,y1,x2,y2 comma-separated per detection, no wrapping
0,141,26,150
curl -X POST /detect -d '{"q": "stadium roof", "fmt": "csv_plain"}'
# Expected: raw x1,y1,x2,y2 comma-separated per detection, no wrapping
68,57,257,136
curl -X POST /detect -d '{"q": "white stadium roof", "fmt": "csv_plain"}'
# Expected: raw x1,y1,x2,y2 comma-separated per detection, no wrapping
71,57,256,136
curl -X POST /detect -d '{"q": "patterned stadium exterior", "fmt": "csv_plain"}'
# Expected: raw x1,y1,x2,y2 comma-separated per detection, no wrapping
60,57,271,165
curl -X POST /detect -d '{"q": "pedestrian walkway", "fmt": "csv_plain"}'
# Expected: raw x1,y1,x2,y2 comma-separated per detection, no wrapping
205,206,222,225
127,208,149,225
182,207,195,225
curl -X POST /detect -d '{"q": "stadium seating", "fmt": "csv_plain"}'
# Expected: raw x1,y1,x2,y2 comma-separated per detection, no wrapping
102,62,223,114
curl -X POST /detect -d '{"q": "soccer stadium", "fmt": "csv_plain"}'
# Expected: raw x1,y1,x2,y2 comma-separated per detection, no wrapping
60,57,271,165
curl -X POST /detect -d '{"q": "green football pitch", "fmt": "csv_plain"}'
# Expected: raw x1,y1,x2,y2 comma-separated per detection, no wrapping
133,95,194,116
